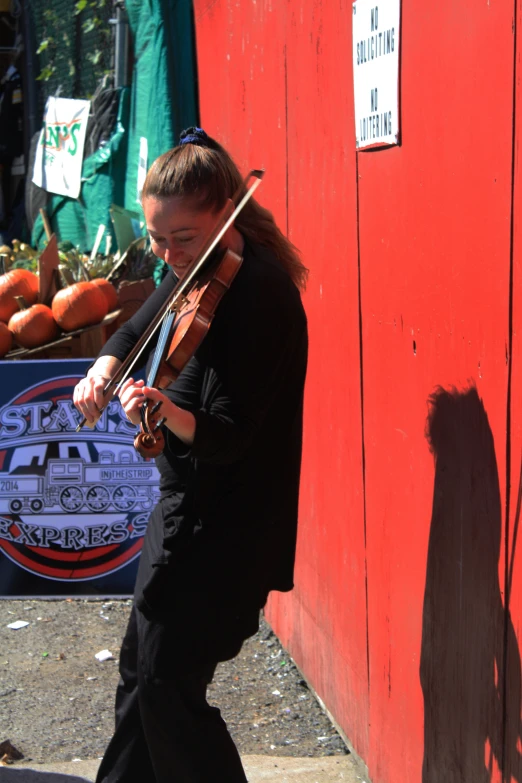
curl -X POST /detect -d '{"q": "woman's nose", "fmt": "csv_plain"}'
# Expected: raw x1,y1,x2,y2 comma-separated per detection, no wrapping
165,247,184,265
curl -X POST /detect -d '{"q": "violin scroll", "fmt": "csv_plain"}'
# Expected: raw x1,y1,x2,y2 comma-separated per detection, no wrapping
134,399,167,458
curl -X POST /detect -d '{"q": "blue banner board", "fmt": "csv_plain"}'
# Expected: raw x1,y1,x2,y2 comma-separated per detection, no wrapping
0,360,157,596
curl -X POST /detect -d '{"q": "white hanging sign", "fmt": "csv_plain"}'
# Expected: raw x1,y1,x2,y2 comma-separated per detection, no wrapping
32,97,91,199
352,0,401,149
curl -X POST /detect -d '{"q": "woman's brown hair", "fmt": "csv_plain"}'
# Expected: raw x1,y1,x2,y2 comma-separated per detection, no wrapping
142,133,308,291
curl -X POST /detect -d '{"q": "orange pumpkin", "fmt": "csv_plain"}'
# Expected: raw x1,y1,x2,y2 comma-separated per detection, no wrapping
0,320,12,356
8,301,57,348
52,281,109,332
0,269,39,322
90,278,119,312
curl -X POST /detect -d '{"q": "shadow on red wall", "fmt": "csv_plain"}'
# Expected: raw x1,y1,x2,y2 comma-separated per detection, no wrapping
421,386,522,783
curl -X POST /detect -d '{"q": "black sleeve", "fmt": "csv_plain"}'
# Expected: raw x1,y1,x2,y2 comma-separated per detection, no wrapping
96,271,177,370
190,271,307,465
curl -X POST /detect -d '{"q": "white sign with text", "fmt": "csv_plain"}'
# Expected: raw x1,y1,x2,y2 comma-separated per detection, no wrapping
32,97,91,199
352,0,400,149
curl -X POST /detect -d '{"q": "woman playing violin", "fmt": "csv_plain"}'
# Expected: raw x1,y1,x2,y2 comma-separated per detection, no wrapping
73,128,308,783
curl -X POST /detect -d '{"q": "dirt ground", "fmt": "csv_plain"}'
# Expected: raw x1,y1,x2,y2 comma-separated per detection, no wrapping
0,599,349,764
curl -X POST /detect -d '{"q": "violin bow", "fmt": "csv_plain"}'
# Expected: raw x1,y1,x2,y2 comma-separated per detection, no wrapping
75,169,264,432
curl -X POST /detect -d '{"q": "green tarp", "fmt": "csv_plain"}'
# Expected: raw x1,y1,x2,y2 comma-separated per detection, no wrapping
124,0,198,211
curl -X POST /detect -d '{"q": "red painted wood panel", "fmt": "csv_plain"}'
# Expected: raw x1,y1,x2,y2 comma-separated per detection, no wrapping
193,1,520,782
358,1,514,781
193,0,288,228
275,0,368,756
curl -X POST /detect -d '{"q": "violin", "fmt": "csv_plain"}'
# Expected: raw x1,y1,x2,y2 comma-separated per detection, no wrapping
75,170,265,458
133,244,243,457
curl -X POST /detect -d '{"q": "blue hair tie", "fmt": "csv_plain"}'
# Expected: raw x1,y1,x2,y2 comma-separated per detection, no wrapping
179,127,210,147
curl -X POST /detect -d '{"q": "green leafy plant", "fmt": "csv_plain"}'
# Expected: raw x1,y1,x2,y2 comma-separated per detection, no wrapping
3,240,39,272
36,38,52,54
87,50,103,65
57,242,117,283
36,0,112,85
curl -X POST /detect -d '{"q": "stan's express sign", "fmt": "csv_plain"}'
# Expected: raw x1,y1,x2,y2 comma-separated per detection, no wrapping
0,361,158,596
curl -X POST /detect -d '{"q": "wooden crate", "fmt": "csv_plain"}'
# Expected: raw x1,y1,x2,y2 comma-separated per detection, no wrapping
4,310,122,361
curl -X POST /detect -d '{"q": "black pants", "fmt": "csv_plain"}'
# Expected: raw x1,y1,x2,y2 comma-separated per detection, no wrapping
95,606,249,783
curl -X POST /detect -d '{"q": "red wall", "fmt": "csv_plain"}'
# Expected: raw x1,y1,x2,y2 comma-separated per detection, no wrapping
194,1,520,781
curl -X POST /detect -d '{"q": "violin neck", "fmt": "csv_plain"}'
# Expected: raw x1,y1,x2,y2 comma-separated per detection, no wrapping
147,310,177,388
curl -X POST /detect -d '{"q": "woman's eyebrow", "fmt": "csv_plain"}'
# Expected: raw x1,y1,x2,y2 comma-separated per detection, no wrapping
148,226,196,235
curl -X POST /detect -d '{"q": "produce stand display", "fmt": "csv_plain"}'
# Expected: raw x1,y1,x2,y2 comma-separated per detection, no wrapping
0,218,156,362
4,309,122,360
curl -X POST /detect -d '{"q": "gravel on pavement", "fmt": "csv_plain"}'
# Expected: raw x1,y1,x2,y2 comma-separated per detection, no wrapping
0,599,352,767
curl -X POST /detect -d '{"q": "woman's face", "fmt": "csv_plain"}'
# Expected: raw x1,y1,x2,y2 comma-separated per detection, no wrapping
143,195,223,279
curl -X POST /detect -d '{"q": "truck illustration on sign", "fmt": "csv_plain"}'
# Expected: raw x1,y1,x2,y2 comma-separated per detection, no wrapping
0,449,161,515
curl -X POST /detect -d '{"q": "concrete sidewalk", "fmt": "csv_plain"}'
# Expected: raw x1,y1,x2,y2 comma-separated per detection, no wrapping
0,754,368,782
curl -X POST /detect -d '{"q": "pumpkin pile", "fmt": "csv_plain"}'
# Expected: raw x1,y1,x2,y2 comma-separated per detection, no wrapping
0,269,39,322
52,281,109,332
0,250,121,357
0,269,40,356
9,298,57,348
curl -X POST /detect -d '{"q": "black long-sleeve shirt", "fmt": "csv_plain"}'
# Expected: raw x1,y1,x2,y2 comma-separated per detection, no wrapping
98,241,308,601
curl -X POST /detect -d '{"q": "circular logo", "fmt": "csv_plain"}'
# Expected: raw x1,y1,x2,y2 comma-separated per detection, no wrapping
0,375,160,581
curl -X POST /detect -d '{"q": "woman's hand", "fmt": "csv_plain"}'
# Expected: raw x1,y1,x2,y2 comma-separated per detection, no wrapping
73,357,122,426
118,379,196,445
73,372,111,426
117,378,149,426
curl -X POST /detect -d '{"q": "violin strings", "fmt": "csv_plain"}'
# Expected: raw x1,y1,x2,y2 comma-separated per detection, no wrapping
147,311,177,386
113,309,173,395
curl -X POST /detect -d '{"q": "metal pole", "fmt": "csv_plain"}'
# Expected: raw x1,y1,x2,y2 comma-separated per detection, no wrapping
114,1,129,89
22,0,39,143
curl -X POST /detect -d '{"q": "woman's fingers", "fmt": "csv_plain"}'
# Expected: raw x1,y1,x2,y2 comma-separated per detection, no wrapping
73,375,107,424
118,379,145,407
118,377,144,394
90,374,109,412
142,386,167,404
117,378,147,424
72,375,150,426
